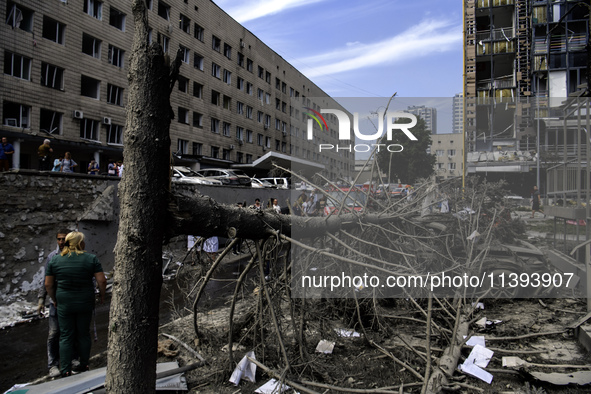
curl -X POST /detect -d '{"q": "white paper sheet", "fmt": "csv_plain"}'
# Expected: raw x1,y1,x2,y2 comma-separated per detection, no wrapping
229,351,256,385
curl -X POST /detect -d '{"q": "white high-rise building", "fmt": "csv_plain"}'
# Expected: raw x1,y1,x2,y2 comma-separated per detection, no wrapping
404,105,437,134
452,93,463,134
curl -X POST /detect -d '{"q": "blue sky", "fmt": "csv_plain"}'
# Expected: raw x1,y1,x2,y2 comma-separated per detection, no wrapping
215,0,464,102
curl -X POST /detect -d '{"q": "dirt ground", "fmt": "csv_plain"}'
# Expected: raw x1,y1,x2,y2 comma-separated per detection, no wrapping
148,281,591,394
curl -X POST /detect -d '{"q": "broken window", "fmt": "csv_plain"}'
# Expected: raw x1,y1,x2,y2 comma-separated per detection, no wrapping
211,90,220,105
246,58,253,72
193,82,203,98
107,124,123,145
180,45,189,63
107,84,123,106
178,75,188,93
237,77,244,91
157,1,170,20
80,118,100,141
84,0,103,20
161,35,169,53
194,23,204,41
224,43,232,59
6,2,33,32
193,142,202,155
223,95,231,110
258,66,264,79
246,82,253,95
82,34,101,59
178,107,189,124
109,7,125,31
40,108,62,135
211,146,219,158
212,35,221,52
3,101,30,128
41,62,64,90
179,14,190,34
194,53,204,70
108,45,124,68
237,53,244,67
212,63,220,78
211,118,219,133
223,69,231,85
193,112,203,128
177,139,188,154
42,16,65,44
81,75,100,99
4,51,31,80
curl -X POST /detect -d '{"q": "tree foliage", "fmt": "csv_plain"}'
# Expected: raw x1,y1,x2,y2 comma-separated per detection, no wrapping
375,116,435,184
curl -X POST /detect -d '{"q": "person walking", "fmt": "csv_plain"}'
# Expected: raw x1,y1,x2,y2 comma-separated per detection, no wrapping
60,152,78,173
531,185,545,218
37,228,70,378
0,137,14,172
45,231,107,377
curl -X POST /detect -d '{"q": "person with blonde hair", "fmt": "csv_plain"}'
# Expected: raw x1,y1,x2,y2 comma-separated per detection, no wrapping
45,231,107,377
60,152,77,173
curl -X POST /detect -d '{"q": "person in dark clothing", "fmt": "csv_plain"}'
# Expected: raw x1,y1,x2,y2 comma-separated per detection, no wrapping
531,185,545,218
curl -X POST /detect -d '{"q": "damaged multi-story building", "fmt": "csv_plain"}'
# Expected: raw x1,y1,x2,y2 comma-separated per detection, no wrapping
0,0,353,181
463,0,590,197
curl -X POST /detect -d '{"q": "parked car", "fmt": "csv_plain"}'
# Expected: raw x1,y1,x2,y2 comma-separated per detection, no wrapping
171,166,223,185
324,190,367,215
261,177,290,189
196,168,252,186
251,178,275,188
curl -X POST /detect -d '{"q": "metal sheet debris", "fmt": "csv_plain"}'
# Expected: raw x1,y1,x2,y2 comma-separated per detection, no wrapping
5,362,187,393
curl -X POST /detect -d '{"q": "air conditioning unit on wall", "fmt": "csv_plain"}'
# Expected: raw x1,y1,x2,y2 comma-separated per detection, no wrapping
229,144,235,150
102,117,112,125
73,110,84,119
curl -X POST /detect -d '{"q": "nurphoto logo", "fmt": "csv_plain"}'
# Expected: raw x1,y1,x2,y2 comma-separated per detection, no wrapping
304,108,418,153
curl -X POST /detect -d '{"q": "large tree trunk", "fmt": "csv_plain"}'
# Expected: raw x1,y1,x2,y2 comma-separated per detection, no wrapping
105,1,173,392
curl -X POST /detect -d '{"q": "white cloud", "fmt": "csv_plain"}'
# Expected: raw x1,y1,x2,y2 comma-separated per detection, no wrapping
216,0,327,23
297,19,461,78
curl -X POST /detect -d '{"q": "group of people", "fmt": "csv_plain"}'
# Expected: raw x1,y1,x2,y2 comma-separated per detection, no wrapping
36,138,123,176
38,229,107,378
293,189,326,216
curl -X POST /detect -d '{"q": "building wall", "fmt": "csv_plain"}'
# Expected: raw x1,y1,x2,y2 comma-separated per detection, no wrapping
0,170,295,305
0,0,353,180
431,133,463,180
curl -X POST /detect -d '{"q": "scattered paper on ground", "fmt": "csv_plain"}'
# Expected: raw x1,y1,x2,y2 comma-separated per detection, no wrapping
335,328,360,337
255,378,292,393
315,340,335,354
229,351,256,385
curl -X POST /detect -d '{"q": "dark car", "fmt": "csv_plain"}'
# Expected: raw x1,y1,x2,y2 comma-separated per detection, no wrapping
196,168,252,186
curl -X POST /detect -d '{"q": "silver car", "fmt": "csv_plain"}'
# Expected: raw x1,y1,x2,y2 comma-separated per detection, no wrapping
172,166,223,185
196,168,252,186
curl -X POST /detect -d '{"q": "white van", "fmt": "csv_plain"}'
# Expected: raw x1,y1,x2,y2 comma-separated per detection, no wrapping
261,177,290,189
